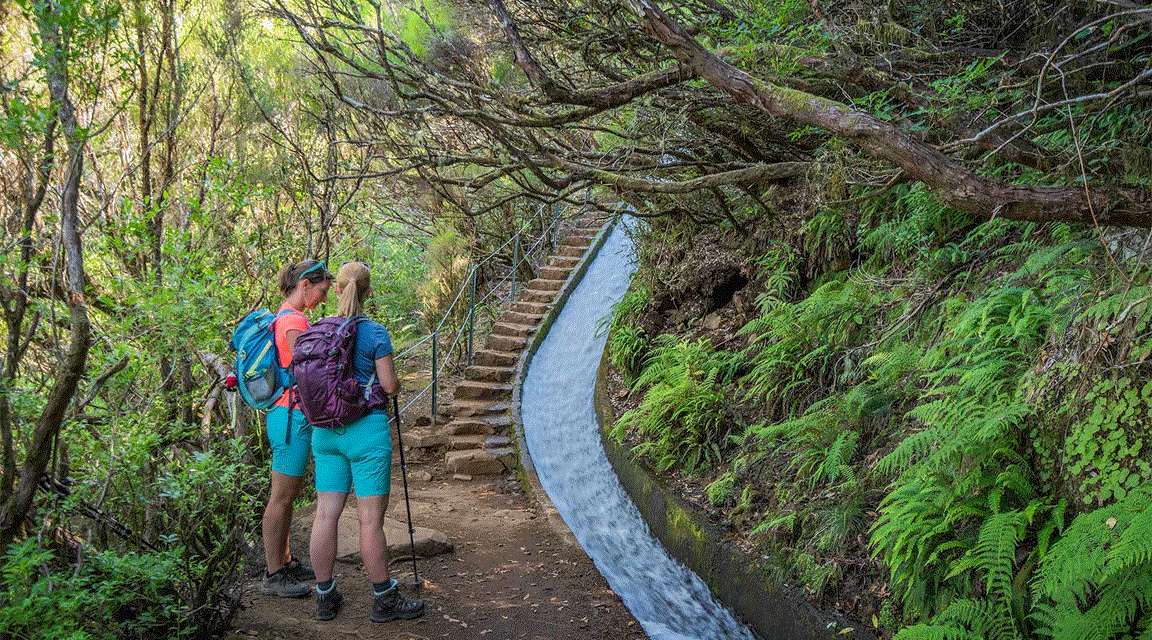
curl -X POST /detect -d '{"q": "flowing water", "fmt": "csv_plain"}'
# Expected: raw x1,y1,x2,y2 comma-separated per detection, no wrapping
521,219,756,640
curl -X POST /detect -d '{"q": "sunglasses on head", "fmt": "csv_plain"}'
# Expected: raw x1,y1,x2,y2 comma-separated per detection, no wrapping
298,261,330,280
340,260,371,270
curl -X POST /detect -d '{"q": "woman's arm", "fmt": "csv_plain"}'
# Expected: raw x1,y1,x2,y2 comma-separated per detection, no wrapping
284,329,302,356
375,354,400,396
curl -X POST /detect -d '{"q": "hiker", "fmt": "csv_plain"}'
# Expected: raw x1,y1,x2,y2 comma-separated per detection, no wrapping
307,261,425,623
262,259,333,597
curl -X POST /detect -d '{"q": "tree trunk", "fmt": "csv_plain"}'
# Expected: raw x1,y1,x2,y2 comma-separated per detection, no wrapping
0,123,56,505
0,8,91,552
621,0,1152,226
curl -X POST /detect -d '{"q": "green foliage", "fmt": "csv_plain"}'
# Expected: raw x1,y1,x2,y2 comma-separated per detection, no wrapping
706,471,737,507
416,225,471,334
749,397,857,490
359,232,426,342
608,325,648,385
1033,482,1152,639
613,336,735,474
604,287,653,384
877,285,1052,476
1061,378,1152,505
738,276,878,417
709,0,828,65
858,183,948,264
793,551,836,596
53,430,262,638
871,462,1062,633
1,539,185,640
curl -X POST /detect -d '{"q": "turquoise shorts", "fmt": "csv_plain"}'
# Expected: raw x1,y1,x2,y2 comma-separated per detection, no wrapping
312,412,392,496
265,405,312,477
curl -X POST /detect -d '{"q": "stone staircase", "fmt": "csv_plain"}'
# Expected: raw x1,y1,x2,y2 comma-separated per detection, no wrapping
434,213,609,478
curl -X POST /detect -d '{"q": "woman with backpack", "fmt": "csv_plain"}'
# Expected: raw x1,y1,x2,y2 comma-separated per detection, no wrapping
307,261,425,623
261,259,334,598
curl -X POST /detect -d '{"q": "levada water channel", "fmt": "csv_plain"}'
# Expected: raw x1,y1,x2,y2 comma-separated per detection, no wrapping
521,218,756,640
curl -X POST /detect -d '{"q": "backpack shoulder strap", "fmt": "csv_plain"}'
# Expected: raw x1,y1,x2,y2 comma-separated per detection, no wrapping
272,307,303,326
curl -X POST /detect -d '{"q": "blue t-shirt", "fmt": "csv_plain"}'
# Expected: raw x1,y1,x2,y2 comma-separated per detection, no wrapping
352,319,393,385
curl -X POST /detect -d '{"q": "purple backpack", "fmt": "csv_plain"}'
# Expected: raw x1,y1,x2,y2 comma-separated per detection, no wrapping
290,315,386,429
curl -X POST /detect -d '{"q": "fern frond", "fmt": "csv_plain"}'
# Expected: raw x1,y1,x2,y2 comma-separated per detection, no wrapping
893,623,979,640
878,427,943,474
1034,484,1152,640
947,511,1025,606
1104,503,1152,576
936,598,1018,640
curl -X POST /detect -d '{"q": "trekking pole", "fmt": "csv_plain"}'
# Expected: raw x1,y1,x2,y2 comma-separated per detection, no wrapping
391,395,420,590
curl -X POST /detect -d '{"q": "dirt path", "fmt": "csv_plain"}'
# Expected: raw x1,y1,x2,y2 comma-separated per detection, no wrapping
230,428,646,640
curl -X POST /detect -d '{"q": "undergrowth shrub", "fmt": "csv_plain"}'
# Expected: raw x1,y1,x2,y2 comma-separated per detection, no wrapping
610,162,1152,635
738,276,880,420
6,434,263,638
612,336,736,474
416,225,471,334
604,287,653,384
1032,481,1152,639
0,540,185,640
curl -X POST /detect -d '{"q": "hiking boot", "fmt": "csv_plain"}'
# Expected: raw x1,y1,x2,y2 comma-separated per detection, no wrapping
316,586,343,621
370,582,425,622
284,556,315,582
260,566,312,598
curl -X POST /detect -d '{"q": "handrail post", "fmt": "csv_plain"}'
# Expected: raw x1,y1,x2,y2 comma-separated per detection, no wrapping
467,266,476,366
431,329,438,433
511,229,520,302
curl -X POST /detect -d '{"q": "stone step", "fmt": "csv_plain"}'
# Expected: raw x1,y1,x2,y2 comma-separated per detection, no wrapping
474,349,519,368
444,414,511,435
485,333,530,351
498,310,544,326
401,430,448,449
492,321,537,338
547,256,581,269
557,244,586,258
561,233,593,247
453,380,514,401
445,448,515,475
527,278,564,293
484,435,513,449
449,399,510,417
445,422,494,436
518,289,556,304
447,434,512,451
537,266,571,281
463,365,515,383
569,229,599,241
449,434,486,450
511,301,551,315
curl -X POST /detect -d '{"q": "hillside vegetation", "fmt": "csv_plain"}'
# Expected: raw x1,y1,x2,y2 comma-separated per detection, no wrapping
585,3,1152,637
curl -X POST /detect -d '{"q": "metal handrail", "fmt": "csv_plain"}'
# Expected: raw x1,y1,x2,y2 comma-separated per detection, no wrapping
392,200,582,427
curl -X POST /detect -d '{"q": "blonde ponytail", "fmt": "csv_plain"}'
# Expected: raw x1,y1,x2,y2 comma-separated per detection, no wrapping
338,279,361,317
336,262,371,317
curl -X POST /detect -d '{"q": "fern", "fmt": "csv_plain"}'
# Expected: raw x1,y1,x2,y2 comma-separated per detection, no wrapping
814,429,858,486
946,510,1027,605
607,325,648,384
613,337,734,474
894,600,1011,640
1034,483,1152,640
872,461,1056,632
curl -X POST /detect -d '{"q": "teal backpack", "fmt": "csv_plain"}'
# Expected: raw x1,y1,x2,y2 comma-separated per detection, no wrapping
230,309,295,410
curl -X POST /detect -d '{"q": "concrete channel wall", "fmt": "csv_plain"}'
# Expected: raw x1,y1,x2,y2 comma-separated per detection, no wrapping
594,349,875,640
